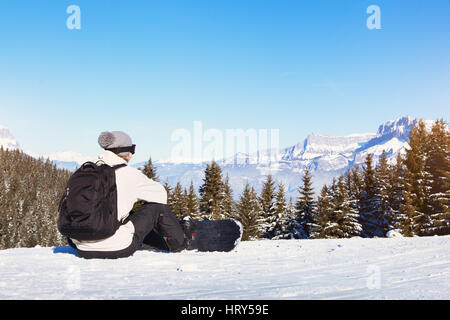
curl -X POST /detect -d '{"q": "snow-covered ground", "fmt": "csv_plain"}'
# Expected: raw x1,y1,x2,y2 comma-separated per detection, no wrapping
0,236,449,300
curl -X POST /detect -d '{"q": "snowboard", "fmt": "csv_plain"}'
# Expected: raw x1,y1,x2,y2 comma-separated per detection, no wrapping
141,219,243,253
186,219,243,252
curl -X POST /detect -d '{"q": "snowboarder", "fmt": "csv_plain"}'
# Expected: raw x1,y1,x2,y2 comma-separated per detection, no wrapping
66,131,191,259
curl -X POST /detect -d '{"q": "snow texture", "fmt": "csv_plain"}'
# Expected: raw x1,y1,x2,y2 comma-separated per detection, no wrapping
0,236,448,299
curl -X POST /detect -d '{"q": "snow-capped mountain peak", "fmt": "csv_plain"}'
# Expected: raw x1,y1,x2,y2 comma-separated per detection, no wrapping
0,125,92,171
0,125,20,150
376,115,416,140
376,115,436,140
280,131,378,161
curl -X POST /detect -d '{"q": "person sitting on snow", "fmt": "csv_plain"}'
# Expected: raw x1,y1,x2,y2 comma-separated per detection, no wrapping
67,131,191,259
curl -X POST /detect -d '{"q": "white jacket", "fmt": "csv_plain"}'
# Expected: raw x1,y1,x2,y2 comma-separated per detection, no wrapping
71,150,167,252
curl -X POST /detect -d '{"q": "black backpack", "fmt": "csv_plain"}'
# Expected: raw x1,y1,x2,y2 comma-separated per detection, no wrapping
57,161,126,241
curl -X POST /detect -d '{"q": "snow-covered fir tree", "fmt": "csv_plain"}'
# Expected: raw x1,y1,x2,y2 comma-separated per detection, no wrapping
162,179,174,208
423,120,450,235
311,184,338,239
400,180,416,237
199,160,225,220
374,150,391,235
295,168,315,237
334,174,362,238
170,182,185,219
272,194,307,239
258,174,277,238
359,153,386,237
403,120,431,236
388,152,410,234
183,181,201,220
269,182,289,239
222,174,236,219
140,157,159,181
237,183,264,240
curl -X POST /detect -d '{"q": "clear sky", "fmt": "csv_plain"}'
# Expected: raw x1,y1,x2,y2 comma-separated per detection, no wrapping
0,0,449,163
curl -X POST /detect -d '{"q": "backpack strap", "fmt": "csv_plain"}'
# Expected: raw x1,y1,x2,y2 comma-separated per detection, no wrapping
94,160,127,170
112,163,127,170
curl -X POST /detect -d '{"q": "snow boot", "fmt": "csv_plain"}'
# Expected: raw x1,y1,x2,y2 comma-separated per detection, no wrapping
180,216,196,249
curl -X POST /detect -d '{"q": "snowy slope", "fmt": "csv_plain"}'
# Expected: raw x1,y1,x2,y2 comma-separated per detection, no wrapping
0,236,448,299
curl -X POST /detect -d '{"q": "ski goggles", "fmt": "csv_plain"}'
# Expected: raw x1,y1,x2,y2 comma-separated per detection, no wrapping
106,144,136,155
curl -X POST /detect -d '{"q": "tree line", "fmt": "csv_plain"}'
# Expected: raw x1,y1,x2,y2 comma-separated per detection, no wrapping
0,148,71,249
145,119,449,240
0,119,447,249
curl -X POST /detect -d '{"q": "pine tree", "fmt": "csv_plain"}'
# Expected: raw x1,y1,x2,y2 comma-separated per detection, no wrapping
222,174,235,219
274,195,307,240
170,182,185,219
270,182,289,239
390,152,410,234
423,119,450,235
295,168,315,237
350,165,363,203
287,197,295,216
312,185,338,239
400,180,416,237
237,183,263,240
334,174,362,238
259,174,276,238
199,161,224,220
184,181,201,220
140,157,159,181
404,120,430,235
274,182,288,216
345,168,363,225
374,150,391,235
360,153,385,237
163,179,174,209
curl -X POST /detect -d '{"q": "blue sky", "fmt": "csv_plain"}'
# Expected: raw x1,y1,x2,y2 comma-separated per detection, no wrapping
0,0,449,163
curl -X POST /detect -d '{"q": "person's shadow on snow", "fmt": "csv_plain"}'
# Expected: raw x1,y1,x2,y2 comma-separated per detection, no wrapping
53,246,80,257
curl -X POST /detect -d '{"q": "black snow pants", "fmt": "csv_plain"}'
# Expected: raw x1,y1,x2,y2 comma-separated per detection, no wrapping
69,203,186,259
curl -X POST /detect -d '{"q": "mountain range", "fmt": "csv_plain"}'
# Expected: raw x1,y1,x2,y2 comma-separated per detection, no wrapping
0,116,436,199
140,116,434,199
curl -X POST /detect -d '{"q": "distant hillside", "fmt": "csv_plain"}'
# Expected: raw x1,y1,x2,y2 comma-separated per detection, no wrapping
0,148,70,249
